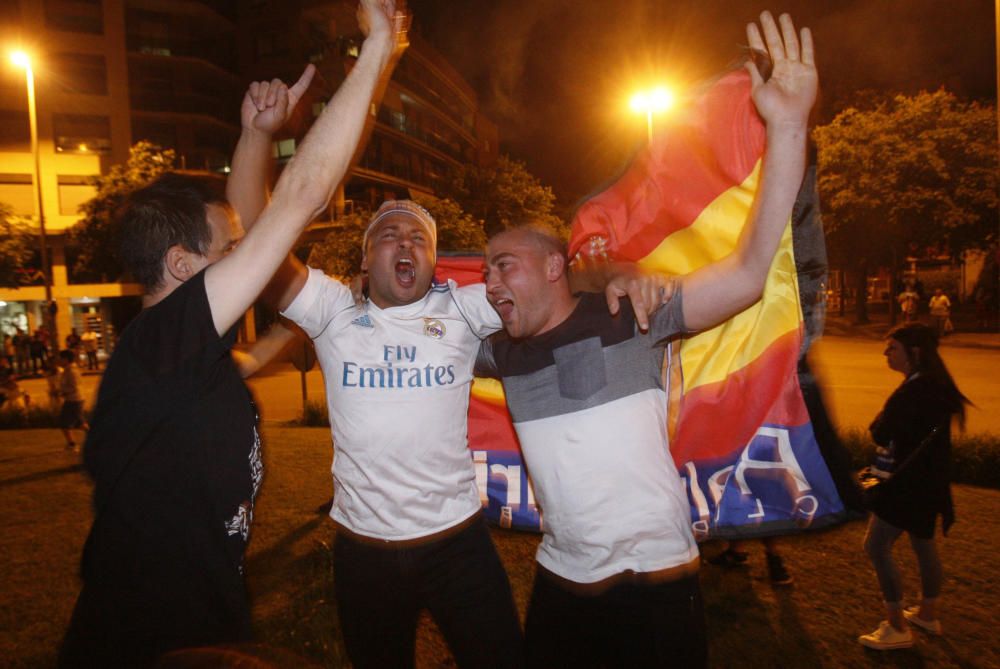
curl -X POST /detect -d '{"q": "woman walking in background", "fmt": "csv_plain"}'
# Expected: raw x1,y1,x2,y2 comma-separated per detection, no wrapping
858,323,969,650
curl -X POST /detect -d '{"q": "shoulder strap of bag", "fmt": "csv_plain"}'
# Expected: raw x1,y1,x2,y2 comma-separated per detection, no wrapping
886,424,943,479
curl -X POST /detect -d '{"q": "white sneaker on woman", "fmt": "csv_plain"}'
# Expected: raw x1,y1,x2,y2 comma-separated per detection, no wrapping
904,606,942,635
858,621,914,650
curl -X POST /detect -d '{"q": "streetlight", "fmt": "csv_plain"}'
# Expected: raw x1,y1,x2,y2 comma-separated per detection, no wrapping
630,86,675,144
10,49,57,345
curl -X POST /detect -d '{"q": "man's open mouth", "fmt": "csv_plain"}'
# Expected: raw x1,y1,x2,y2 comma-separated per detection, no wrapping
395,258,415,286
493,297,514,320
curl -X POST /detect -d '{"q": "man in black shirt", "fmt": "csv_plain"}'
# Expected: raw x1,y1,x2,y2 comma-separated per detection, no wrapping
58,2,406,666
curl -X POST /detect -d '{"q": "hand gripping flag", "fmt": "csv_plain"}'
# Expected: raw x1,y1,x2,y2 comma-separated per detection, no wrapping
568,67,854,540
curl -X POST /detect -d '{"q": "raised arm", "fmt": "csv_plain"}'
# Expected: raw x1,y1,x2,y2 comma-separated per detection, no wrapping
231,321,299,378
226,65,318,313
205,0,404,335
227,65,316,230
678,11,816,332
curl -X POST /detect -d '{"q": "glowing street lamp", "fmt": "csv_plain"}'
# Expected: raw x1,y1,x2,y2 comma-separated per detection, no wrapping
10,49,57,341
630,86,675,143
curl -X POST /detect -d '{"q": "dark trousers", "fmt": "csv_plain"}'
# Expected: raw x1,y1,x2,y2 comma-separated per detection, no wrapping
333,514,524,668
524,569,707,669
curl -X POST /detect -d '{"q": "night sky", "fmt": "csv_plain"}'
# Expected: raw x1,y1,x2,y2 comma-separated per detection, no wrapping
408,0,997,211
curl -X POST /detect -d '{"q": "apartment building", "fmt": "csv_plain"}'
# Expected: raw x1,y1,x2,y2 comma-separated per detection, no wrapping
0,0,496,351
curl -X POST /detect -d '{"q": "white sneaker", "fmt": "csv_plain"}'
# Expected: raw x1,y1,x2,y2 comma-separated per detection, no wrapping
858,621,914,650
904,606,942,635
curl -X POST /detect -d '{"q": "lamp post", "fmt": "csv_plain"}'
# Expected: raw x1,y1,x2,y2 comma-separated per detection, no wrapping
10,50,57,345
630,86,675,144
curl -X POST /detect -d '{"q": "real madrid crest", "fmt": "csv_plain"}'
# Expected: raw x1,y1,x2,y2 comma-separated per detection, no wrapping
423,318,445,339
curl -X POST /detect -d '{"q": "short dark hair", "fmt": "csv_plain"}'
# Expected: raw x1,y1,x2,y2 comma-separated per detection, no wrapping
491,222,568,262
119,172,227,292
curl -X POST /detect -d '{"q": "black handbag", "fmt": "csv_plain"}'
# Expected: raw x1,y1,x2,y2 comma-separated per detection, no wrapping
857,425,941,508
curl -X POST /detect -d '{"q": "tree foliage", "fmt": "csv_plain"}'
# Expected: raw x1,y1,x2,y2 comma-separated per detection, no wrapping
440,155,565,236
411,194,487,252
70,142,175,282
306,212,367,280
0,203,36,287
814,90,998,270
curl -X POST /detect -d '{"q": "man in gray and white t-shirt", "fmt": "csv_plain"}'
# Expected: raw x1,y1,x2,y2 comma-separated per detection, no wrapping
476,11,816,666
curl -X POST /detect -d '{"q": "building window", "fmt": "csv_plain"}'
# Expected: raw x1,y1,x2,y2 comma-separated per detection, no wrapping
57,175,97,216
51,53,108,95
0,111,30,152
129,61,173,99
128,10,171,55
390,110,407,133
132,120,177,150
44,0,103,35
273,138,296,159
195,128,235,159
0,174,35,216
53,114,111,154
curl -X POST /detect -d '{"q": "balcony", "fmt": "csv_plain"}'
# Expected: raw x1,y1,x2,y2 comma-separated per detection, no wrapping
130,88,238,127
126,35,238,73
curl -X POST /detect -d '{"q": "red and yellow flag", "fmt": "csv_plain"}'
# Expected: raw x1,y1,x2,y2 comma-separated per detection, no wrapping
568,69,847,539
442,69,850,537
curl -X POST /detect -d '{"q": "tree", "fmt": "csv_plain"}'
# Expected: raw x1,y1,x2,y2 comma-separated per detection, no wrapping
306,211,367,279
70,142,175,282
0,203,36,288
814,90,998,322
441,155,565,236
411,194,486,252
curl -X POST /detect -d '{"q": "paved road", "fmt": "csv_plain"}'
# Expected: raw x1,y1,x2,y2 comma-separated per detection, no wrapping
13,334,1000,435
810,335,1000,435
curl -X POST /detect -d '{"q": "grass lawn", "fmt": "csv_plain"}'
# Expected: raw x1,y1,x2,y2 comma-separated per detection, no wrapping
2,427,998,668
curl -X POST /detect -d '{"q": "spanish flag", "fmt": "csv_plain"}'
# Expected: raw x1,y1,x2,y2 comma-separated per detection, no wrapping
435,255,542,530
567,68,851,539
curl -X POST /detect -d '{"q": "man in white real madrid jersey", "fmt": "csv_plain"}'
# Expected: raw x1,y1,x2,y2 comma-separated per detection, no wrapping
280,200,524,668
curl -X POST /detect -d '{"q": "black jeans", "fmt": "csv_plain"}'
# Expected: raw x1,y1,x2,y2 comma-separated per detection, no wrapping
524,569,707,668
333,514,524,668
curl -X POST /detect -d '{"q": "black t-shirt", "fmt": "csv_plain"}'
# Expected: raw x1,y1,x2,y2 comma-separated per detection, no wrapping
65,270,261,664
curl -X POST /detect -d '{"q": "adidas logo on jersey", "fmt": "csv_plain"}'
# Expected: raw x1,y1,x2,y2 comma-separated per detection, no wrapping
350,314,374,328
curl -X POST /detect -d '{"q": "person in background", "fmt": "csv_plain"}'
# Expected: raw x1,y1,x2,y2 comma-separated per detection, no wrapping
57,349,89,451
45,359,63,411
2,334,14,370
0,366,30,412
858,323,969,650
81,329,100,371
707,536,793,585
29,330,47,375
14,329,30,376
65,329,83,365
897,284,919,324
928,288,952,337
